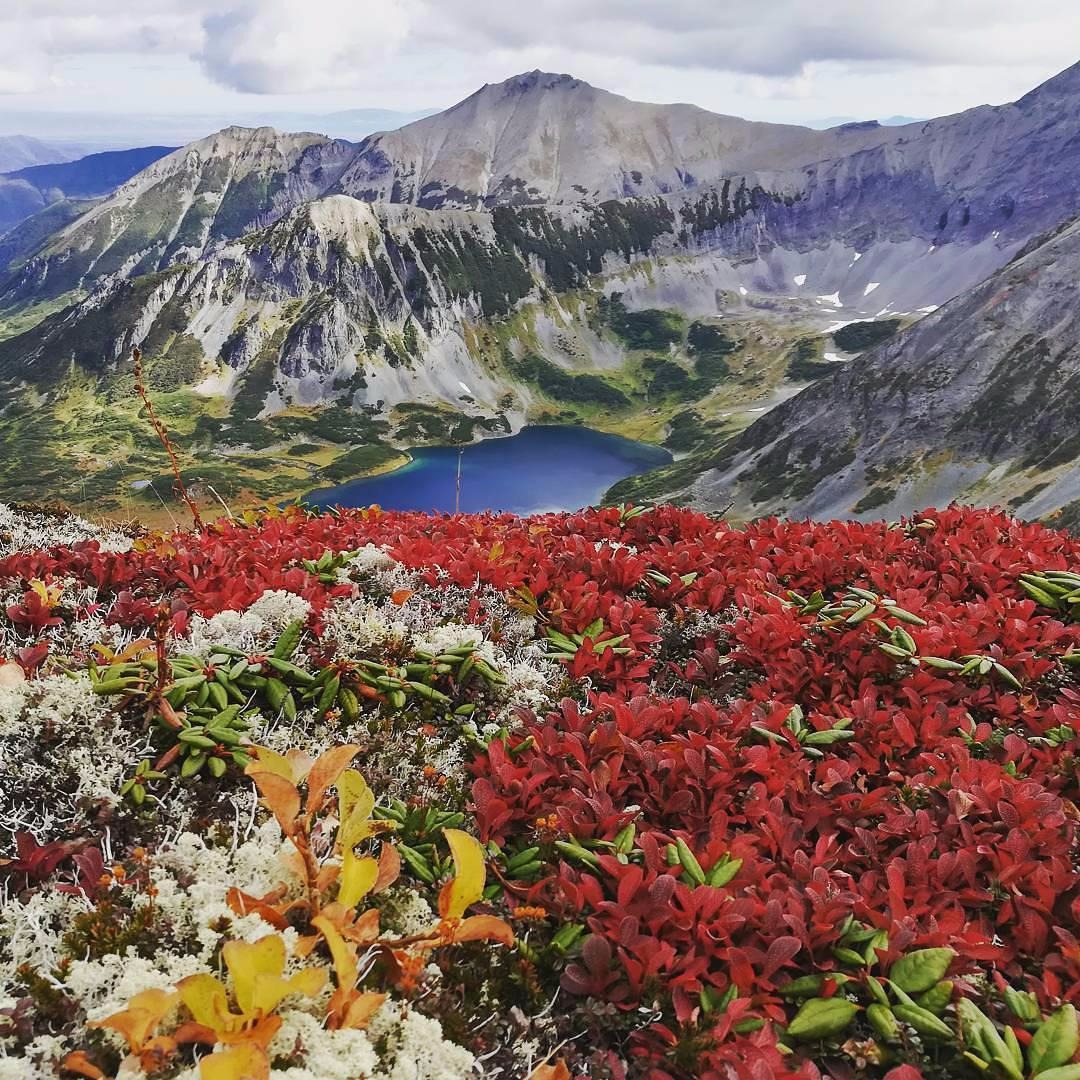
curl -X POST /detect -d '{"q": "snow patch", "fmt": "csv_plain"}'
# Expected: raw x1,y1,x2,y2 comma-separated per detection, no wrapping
793,274,806,286
823,352,845,362
851,252,862,262
738,285,748,296
918,305,939,314
863,282,881,296
817,292,842,307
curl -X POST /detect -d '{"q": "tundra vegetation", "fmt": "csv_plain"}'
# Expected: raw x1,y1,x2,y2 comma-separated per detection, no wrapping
1,500,1080,1078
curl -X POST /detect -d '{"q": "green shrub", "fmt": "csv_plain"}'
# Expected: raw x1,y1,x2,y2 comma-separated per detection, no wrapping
832,319,901,352
511,353,630,408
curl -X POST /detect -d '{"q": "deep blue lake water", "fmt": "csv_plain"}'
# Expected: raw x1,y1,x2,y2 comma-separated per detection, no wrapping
305,425,672,514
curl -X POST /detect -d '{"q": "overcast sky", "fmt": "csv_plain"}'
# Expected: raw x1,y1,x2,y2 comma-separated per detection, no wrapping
3,1,1079,143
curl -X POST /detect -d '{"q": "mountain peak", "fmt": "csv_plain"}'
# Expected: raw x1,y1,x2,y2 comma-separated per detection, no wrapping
492,70,586,96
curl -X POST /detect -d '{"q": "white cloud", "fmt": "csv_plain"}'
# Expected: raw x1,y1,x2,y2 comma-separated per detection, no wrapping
198,0,418,94
0,0,1078,133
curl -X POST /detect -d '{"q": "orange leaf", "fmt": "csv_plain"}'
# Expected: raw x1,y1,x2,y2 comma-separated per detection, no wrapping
249,772,301,835
226,888,289,930
305,743,361,818
199,1043,270,1080
391,589,414,605
448,914,515,948
529,1060,571,1080
341,991,386,1029
88,988,178,1052
173,1021,217,1045
373,842,401,893
60,1051,106,1079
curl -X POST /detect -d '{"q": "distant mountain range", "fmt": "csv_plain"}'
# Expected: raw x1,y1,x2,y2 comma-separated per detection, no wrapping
0,135,91,172
0,145,177,236
2,65,1080,519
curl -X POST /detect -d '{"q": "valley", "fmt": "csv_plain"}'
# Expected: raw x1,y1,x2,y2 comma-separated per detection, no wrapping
1,63,1080,520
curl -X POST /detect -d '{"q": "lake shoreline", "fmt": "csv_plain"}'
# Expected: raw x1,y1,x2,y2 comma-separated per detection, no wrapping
305,424,673,514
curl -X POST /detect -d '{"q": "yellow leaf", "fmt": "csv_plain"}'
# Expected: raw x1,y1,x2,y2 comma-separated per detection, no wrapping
312,915,357,992
223,936,285,1016
337,770,377,849
339,851,380,909
226,937,325,1016
199,1043,270,1080
246,746,312,785
177,973,229,1031
29,579,62,607
280,966,328,1005
438,829,486,920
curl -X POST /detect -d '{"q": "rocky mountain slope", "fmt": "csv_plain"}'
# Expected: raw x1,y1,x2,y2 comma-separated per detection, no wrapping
626,216,1080,521
3,64,1080,515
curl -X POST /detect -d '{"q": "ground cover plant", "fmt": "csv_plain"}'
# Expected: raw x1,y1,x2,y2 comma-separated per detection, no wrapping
0,501,1079,1079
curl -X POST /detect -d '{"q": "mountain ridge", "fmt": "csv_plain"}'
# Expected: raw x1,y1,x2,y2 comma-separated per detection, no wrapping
4,64,1080,517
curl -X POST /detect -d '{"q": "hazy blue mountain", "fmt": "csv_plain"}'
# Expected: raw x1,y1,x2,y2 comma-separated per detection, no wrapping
0,145,177,235
0,135,82,172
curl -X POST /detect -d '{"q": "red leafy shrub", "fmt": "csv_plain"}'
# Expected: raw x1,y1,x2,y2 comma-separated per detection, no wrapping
3,503,1080,1077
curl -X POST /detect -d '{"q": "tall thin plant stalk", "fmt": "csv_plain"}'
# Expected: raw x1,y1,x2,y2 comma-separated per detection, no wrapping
132,347,203,529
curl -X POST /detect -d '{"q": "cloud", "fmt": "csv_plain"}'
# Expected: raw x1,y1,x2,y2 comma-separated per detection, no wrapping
419,0,1080,77
198,0,417,94
0,0,1077,106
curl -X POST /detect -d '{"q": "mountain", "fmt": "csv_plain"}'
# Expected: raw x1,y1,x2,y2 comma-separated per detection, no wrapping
336,70,900,208
0,145,177,236
0,135,79,172
4,65,1080,515
618,216,1080,521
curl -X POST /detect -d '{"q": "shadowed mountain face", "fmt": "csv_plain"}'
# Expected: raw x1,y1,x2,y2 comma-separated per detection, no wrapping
2,64,1080,517
0,145,177,236
642,217,1080,520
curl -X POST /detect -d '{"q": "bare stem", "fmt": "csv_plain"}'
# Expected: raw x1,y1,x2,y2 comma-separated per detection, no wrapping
132,346,203,529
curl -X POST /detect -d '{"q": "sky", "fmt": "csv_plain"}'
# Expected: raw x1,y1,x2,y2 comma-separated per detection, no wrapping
2,0,1079,146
